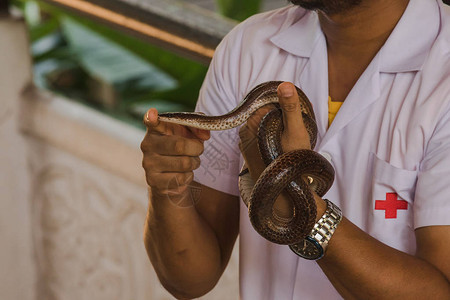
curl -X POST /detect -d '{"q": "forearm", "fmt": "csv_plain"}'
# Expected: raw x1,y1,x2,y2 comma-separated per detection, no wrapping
318,217,450,299
144,188,223,298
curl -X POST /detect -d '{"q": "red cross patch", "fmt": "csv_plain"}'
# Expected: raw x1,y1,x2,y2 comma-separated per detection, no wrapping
375,193,408,219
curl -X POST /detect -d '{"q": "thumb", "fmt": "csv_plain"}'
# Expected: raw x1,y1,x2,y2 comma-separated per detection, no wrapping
277,82,310,150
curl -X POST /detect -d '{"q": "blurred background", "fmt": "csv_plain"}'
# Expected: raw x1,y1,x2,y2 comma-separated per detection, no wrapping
9,0,287,127
3,1,448,299
0,0,286,299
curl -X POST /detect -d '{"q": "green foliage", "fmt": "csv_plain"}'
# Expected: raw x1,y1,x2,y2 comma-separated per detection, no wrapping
11,0,265,127
59,17,176,90
11,0,209,128
216,0,262,21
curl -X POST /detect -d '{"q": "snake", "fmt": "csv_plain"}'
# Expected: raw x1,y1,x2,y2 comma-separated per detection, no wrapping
158,81,335,245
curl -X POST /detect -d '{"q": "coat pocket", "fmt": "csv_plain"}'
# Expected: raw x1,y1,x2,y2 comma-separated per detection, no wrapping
368,152,418,252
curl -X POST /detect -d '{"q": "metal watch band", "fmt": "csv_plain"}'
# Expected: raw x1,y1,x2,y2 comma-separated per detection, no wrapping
310,199,342,248
290,199,342,260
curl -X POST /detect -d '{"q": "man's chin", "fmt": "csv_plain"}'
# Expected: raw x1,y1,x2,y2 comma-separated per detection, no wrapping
289,0,326,11
289,0,363,15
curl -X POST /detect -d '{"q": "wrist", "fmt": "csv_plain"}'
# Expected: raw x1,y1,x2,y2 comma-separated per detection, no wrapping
290,199,342,260
150,185,199,215
314,193,327,222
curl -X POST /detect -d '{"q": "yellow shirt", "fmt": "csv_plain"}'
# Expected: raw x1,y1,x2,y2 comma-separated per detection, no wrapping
328,97,343,127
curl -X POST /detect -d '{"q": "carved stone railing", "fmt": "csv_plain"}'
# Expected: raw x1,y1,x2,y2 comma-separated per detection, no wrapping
20,87,239,300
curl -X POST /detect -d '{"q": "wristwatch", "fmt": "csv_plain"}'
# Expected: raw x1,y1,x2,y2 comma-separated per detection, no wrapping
290,199,342,260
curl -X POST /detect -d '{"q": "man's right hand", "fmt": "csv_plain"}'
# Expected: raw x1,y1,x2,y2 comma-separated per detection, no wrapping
141,108,210,206
141,108,239,299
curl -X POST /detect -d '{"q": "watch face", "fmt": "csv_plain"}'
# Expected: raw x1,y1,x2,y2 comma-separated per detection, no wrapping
290,237,324,260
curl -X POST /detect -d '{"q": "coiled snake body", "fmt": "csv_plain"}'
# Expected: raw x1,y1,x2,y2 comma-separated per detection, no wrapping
159,81,334,245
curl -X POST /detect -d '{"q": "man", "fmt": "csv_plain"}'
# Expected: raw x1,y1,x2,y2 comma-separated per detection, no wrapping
141,0,450,298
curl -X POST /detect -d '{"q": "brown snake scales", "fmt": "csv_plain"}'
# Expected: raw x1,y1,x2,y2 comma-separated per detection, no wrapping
158,81,335,246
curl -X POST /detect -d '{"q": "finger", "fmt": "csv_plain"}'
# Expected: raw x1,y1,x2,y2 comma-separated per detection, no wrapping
143,155,201,173
277,82,305,136
277,82,310,150
188,127,211,141
239,125,265,180
143,134,205,156
143,108,171,135
245,104,275,134
144,108,212,141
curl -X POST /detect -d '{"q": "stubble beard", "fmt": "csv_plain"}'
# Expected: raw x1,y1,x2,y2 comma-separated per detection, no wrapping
289,0,363,15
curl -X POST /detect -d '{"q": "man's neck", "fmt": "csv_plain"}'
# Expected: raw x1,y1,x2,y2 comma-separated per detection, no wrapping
319,0,410,101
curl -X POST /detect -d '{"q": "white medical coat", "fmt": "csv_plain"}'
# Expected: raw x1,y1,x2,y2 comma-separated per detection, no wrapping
194,0,450,298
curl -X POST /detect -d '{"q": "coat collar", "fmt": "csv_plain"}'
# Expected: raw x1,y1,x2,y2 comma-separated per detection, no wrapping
269,8,322,59
379,0,440,73
270,0,441,73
